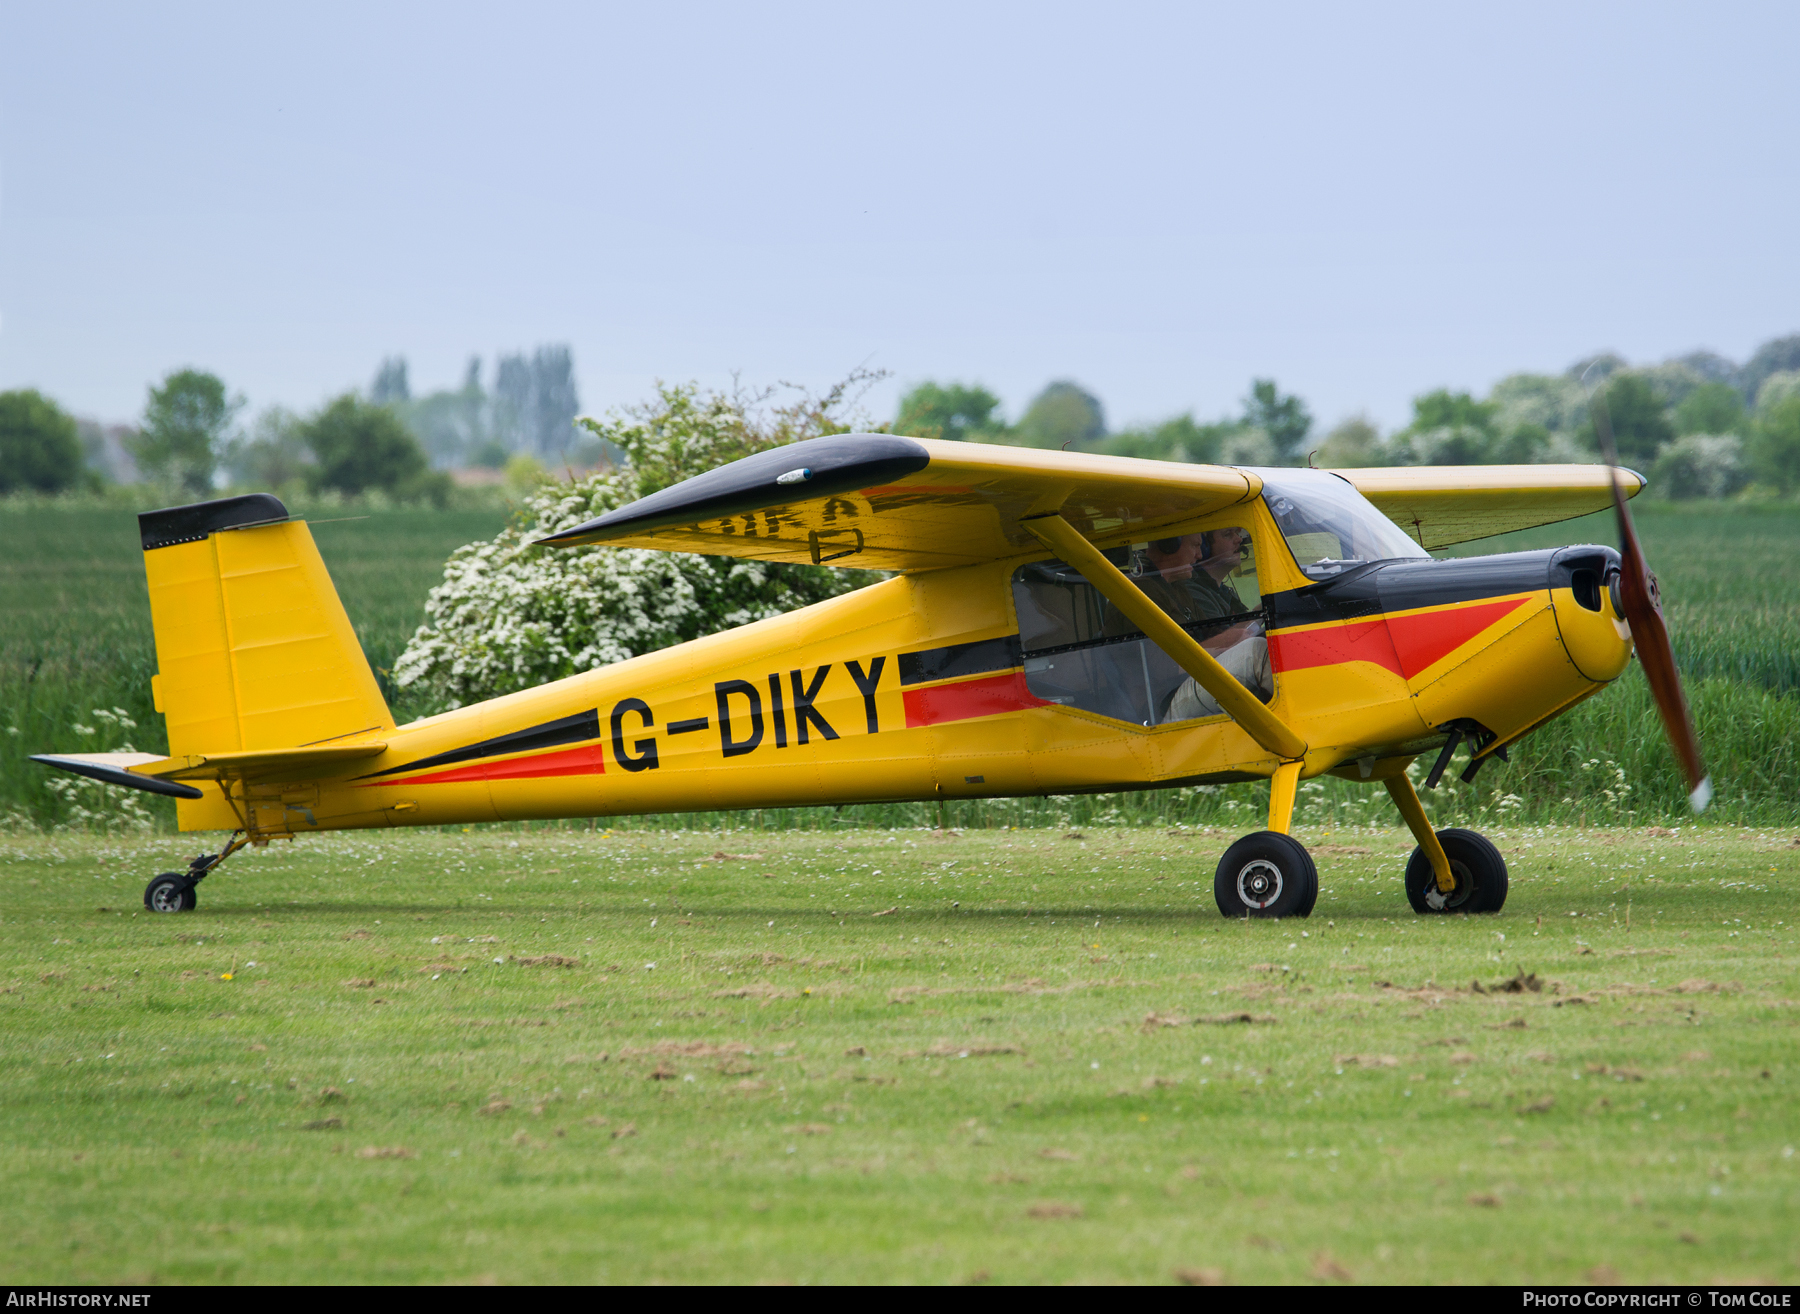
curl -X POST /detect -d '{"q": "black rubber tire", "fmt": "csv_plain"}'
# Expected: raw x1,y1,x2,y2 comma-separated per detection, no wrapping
144,873,197,913
1404,828,1508,914
1214,831,1318,919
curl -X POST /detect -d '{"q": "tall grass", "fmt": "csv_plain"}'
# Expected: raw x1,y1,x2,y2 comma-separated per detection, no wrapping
4,498,1794,830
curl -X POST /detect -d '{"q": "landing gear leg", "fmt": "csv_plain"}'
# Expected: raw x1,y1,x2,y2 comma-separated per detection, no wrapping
1384,775,1454,895
143,831,248,913
1384,777,1509,914
1212,762,1317,919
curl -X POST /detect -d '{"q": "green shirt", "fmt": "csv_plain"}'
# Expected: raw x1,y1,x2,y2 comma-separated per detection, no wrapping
1102,570,1248,637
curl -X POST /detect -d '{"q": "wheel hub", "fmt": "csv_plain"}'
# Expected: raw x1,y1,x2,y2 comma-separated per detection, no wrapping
1236,859,1285,910
1424,860,1473,911
148,881,187,912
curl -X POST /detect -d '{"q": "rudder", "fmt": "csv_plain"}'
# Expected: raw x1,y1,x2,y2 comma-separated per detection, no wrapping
139,494,395,830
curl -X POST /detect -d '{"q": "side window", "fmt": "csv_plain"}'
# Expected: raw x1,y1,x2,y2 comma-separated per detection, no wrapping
1012,527,1267,725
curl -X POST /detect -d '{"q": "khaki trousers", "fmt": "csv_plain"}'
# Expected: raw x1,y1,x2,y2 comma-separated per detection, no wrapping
1166,637,1273,721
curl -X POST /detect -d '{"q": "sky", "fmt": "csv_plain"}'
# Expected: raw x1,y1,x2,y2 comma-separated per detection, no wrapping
2,1,1796,436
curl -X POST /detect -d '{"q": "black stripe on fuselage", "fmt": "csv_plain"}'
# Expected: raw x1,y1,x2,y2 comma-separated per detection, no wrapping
355,709,601,780
1265,549,1567,631
898,635,1024,686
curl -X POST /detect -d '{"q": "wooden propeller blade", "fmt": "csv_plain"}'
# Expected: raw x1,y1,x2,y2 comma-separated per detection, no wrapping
1588,380,1712,812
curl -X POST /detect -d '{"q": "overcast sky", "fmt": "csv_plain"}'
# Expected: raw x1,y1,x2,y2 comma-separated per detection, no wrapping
2,1,1795,434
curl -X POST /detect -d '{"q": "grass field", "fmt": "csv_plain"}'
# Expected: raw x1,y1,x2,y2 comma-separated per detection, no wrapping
3,823,1795,1284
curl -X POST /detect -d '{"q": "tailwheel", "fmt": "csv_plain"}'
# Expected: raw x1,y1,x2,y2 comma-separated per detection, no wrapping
1214,831,1318,919
144,872,197,913
1405,827,1508,915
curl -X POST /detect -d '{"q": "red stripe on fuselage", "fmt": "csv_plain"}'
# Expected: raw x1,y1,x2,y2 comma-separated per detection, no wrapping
903,670,1047,728
1269,596,1532,681
361,742,607,788
1268,619,1402,678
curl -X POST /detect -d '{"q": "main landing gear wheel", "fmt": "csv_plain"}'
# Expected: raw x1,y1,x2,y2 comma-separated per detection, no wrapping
1214,831,1318,919
1405,828,1508,915
144,872,198,913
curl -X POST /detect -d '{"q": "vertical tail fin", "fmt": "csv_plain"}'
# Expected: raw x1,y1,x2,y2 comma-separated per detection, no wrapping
139,495,394,828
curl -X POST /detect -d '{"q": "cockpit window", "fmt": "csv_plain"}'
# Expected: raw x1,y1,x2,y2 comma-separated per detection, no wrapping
1012,527,1271,725
1252,469,1430,579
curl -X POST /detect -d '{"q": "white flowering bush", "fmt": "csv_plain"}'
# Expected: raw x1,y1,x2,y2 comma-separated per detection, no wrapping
395,378,886,710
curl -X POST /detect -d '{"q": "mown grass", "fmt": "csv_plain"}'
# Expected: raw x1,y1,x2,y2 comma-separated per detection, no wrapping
4,499,1798,827
2,824,1795,1284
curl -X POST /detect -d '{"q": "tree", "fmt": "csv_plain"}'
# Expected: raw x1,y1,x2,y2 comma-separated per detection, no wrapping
1411,389,1498,434
1395,389,1500,465
528,345,580,459
0,389,84,494
132,369,238,494
1747,394,1800,494
1491,422,1551,464
1672,381,1745,436
370,357,411,405
894,382,1004,442
221,407,312,490
1651,435,1747,500
491,345,581,458
1243,379,1311,464
1314,416,1383,467
1015,380,1105,449
1739,334,1800,406
1584,373,1674,467
300,394,448,502
1097,414,1234,464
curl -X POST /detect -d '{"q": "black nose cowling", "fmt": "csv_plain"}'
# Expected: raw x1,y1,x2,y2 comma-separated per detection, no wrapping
1268,545,1623,626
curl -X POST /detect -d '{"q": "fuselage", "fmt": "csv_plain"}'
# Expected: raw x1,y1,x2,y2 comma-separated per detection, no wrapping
186,494,1634,840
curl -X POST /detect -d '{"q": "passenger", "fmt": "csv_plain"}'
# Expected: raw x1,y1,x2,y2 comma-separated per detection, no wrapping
1103,529,1245,634
1103,526,1273,720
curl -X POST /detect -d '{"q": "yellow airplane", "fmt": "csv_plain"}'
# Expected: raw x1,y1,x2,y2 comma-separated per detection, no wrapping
34,429,1707,919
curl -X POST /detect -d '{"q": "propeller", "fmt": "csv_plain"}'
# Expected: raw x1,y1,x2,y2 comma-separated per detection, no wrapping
1584,370,1712,812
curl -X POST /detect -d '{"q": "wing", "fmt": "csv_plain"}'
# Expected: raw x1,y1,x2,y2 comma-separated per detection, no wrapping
535,435,1262,571
1332,464,1646,550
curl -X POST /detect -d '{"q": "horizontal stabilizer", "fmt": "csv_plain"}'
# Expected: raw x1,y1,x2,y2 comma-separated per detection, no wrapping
32,742,388,797
30,753,205,800
140,742,389,783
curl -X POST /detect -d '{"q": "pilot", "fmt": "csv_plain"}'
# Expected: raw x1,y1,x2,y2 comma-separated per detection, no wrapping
1104,528,1250,632
1104,527,1272,719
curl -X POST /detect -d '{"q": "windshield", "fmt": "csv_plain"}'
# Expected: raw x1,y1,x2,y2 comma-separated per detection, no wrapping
1250,469,1430,578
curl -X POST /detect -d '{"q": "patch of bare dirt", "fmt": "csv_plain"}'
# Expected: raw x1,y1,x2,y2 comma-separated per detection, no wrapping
1311,1252,1354,1281
714,983,792,1000
905,1043,1022,1058
356,1145,413,1160
619,1040,755,1060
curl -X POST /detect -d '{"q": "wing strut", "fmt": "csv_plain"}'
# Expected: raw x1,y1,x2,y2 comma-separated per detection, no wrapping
1020,514,1308,762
